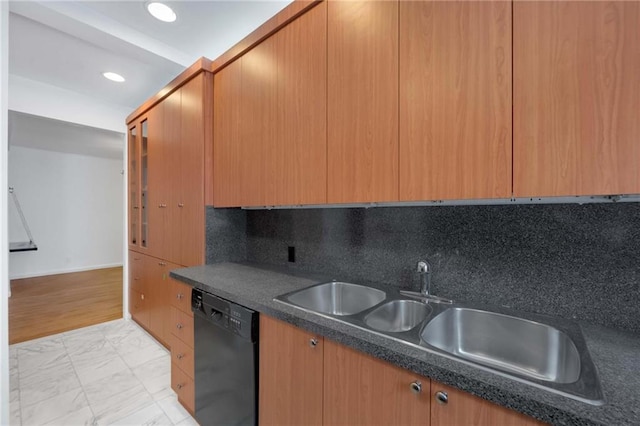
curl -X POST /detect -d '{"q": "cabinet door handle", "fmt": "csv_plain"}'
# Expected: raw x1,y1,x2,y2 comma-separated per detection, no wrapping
133,206,139,210
178,203,184,207
176,384,183,390
176,353,184,360
158,262,166,266
176,323,183,330
435,391,448,404
159,203,167,208
309,338,318,348
140,294,145,300
410,381,422,395
134,277,139,281
176,293,184,300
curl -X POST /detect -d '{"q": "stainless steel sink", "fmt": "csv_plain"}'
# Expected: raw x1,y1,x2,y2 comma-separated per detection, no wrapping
421,307,581,383
364,300,431,332
282,281,386,316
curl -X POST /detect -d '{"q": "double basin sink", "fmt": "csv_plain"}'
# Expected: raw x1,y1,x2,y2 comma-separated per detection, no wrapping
275,281,603,405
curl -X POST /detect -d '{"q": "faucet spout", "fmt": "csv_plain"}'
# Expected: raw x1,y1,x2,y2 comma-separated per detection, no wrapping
416,259,432,296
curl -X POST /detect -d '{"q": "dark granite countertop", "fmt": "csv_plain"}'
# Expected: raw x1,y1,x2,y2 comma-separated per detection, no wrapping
170,262,640,426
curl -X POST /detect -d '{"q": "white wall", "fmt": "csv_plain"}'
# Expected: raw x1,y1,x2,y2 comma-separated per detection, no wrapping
9,74,130,134
9,146,123,279
1,1,10,423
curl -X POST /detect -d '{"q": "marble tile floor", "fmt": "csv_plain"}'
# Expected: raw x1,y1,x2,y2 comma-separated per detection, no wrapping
9,319,199,426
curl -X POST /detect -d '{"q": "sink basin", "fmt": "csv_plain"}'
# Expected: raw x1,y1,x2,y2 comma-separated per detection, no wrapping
364,300,431,332
421,308,581,384
283,282,386,316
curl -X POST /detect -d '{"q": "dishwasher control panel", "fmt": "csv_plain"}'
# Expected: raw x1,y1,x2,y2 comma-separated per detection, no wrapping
192,288,258,342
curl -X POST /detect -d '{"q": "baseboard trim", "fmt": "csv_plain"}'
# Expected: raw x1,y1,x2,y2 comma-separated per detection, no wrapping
9,263,123,280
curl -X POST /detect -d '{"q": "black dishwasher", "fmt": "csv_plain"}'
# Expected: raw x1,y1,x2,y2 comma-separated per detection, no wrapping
192,288,259,425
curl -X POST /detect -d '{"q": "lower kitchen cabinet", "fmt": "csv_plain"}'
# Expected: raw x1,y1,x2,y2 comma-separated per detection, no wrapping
431,382,545,426
171,360,195,413
259,315,323,426
169,277,195,414
128,250,182,349
323,339,430,425
260,315,545,426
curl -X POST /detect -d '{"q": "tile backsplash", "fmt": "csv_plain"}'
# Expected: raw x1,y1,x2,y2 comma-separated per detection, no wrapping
207,203,640,334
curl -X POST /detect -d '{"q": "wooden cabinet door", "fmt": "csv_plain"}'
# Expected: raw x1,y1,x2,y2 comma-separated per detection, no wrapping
270,1,327,206
327,0,399,203
323,340,430,425
163,90,182,263
179,74,205,266
399,1,512,201
213,59,243,207
146,105,165,259
129,288,148,329
240,35,278,207
431,382,544,426
259,316,323,426
514,1,640,197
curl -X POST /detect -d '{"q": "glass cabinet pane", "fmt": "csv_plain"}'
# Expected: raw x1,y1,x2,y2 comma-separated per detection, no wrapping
141,119,148,248
128,125,138,245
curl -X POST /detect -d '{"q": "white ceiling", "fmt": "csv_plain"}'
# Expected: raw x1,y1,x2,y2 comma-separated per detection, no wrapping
7,0,291,157
9,111,125,159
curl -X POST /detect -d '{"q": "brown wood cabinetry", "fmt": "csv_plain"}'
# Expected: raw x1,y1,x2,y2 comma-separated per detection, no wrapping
260,315,543,426
128,250,180,348
171,360,195,414
431,382,544,426
514,1,640,197
323,339,430,425
259,315,323,426
127,63,209,415
399,1,512,201
327,0,399,204
170,284,194,413
213,2,327,207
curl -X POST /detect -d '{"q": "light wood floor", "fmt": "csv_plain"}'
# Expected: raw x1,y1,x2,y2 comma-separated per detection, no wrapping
9,267,123,344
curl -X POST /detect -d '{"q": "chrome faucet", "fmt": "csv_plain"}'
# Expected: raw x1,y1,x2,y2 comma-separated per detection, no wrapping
416,259,432,297
400,257,452,304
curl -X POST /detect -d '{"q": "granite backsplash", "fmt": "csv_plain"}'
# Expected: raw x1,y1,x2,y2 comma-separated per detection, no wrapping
206,203,640,334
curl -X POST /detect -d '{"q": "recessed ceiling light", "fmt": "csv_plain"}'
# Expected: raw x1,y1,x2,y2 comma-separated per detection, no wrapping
147,2,176,23
103,72,125,83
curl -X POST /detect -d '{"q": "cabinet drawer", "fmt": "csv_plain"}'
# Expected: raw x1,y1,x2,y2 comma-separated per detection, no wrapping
129,252,145,293
171,306,194,347
170,334,194,379
170,279,193,316
171,362,194,414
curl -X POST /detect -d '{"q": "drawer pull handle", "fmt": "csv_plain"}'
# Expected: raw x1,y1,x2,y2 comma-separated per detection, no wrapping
176,323,183,330
178,203,184,207
309,338,318,348
176,384,183,390
177,353,184,360
140,294,145,300
410,381,422,395
435,391,448,404
176,293,184,300
159,262,166,266
159,203,167,208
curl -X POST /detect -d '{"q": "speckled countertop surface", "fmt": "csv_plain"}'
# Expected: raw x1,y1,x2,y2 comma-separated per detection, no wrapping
170,262,640,426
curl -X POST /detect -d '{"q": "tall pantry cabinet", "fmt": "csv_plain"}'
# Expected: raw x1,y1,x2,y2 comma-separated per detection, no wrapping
127,61,212,413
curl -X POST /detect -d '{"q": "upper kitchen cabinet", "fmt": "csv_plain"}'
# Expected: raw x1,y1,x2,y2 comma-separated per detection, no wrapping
514,1,640,197
213,2,327,207
127,59,211,266
399,1,512,201
327,1,399,203
178,74,207,266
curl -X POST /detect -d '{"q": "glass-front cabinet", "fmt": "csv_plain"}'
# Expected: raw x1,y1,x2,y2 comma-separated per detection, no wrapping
128,117,149,251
